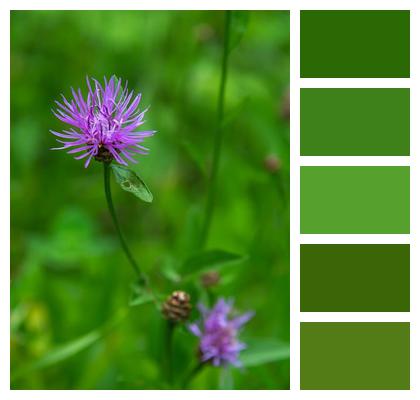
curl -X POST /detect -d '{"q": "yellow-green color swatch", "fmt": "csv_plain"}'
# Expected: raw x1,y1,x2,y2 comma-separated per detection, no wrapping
301,322,410,389
300,167,410,234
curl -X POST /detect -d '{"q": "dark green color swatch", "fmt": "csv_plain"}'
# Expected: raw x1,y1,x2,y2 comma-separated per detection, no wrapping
300,322,410,390
300,89,410,156
300,10,410,78
300,166,410,234
300,244,410,312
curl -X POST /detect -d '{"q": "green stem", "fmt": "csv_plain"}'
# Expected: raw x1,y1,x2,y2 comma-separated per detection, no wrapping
206,287,216,306
181,362,205,389
200,10,232,248
103,162,146,284
164,321,175,385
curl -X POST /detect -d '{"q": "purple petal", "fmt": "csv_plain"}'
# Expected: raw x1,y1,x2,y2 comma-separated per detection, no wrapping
231,311,255,329
188,323,202,337
51,76,154,167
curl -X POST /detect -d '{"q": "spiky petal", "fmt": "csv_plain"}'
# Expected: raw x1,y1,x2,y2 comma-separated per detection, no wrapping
51,76,155,168
188,298,254,367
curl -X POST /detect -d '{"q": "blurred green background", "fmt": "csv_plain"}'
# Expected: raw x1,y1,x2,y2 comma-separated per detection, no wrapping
11,10,290,389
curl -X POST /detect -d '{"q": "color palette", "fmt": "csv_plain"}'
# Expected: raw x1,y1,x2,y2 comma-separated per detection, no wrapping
299,9,411,391
300,244,410,312
300,322,410,390
300,89,410,156
300,166,410,234
300,10,410,78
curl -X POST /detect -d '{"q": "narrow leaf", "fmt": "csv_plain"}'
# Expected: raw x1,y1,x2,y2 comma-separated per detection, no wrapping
111,164,153,203
182,250,246,281
240,339,290,367
12,310,127,380
161,264,182,283
12,330,103,379
129,280,156,307
129,290,155,307
183,249,245,272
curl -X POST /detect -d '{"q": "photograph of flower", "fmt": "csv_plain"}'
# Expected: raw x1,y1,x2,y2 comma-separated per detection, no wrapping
11,10,290,389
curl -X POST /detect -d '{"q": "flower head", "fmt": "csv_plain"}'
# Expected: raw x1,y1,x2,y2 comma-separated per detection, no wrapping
188,298,254,367
162,290,192,323
51,76,155,167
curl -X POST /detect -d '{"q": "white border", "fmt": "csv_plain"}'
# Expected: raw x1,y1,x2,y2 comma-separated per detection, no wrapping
300,157,411,166
300,313,411,322
2,0,419,398
300,234,411,244
4,0,418,10
301,79,411,88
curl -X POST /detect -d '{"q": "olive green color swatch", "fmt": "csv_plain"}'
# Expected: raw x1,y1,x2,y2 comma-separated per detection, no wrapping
300,167,410,234
300,244,410,312
300,10,410,78
300,89,410,156
300,322,410,390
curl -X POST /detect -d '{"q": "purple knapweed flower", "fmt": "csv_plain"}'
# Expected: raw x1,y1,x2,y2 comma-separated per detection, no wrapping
51,76,155,167
188,298,254,367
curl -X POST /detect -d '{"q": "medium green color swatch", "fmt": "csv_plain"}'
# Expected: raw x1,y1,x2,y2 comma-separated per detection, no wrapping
300,244,410,312
300,322,410,390
300,89,410,156
300,10,410,78
300,167,410,234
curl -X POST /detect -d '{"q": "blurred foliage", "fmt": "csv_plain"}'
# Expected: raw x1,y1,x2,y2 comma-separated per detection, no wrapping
11,10,290,389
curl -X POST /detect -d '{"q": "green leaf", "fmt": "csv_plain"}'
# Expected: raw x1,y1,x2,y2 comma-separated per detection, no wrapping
129,292,155,307
182,249,246,279
12,331,102,380
129,280,156,307
12,310,127,380
160,259,182,283
111,164,153,203
229,11,250,52
240,339,290,367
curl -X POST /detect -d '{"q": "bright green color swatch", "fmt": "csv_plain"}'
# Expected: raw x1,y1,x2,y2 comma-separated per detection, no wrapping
300,89,410,156
300,10,410,78
300,322,410,390
300,244,410,312
300,167,410,234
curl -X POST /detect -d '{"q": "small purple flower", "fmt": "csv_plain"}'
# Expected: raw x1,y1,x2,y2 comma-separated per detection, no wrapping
51,76,155,168
188,298,254,367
